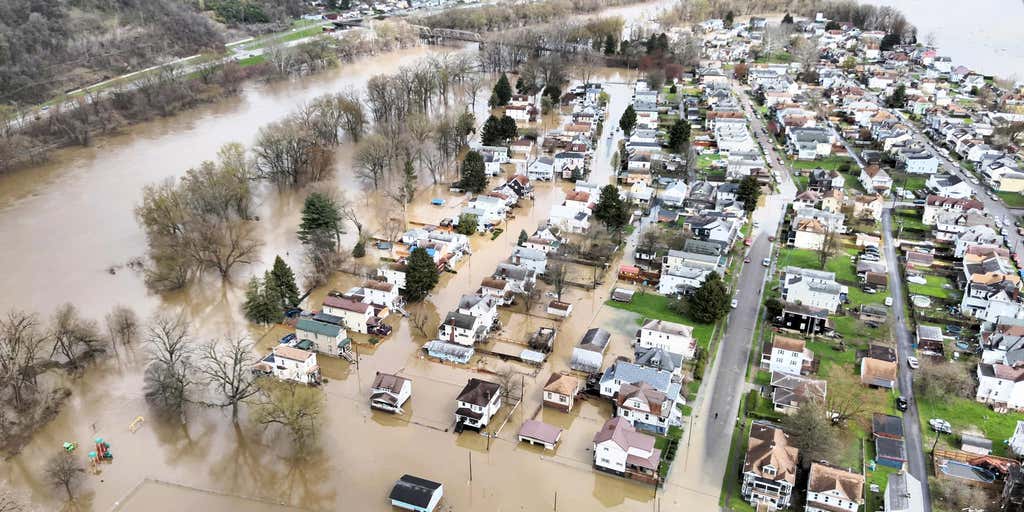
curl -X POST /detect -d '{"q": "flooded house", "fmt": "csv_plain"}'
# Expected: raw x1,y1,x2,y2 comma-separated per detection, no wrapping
295,317,351,359
543,373,580,412
389,475,443,512
437,311,488,346
493,262,536,295
546,300,573,317
479,276,514,306
614,382,683,435
378,261,408,291
571,328,611,373
322,295,375,334
517,420,562,450
454,378,502,431
592,417,662,485
370,372,412,414
254,345,321,386
599,361,678,401
509,246,547,275
455,294,499,332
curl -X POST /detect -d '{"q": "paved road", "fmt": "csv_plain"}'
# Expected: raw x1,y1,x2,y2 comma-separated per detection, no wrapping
670,80,797,504
881,209,933,511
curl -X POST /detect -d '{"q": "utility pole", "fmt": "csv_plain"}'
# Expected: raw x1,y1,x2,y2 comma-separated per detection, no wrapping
468,451,473,482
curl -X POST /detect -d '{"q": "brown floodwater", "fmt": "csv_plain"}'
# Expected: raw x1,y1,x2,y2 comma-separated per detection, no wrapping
0,3,727,510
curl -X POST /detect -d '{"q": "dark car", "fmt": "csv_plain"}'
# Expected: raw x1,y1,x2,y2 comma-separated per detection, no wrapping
896,396,909,411
913,199,926,205
279,333,297,345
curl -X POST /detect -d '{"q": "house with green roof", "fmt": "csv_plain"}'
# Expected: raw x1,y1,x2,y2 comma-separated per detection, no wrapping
295,318,350,358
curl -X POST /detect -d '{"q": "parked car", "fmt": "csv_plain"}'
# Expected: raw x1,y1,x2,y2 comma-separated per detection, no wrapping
744,238,752,246
907,356,920,369
744,256,751,263
929,418,953,434
913,199,926,205
862,286,878,294
762,257,771,267
731,298,739,309
860,253,880,262
279,333,297,345
884,296,894,307
896,396,909,411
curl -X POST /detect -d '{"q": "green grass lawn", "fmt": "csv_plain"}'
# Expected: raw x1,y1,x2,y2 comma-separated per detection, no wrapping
893,208,928,232
907,274,955,300
697,153,724,170
806,339,859,375
605,294,715,348
793,174,809,191
826,248,859,284
997,191,1024,208
917,395,1024,457
833,315,889,342
754,51,794,64
790,156,856,171
865,440,899,512
777,247,822,270
846,286,887,308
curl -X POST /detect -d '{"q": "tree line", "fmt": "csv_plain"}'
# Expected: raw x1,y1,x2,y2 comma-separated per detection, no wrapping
415,0,641,33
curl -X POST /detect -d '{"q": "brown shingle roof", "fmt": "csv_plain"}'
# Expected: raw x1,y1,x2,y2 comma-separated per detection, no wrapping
807,462,865,503
616,382,667,416
772,336,806,353
323,296,370,313
371,372,409,393
743,423,799,485
860,357,898,386
544,373,579,396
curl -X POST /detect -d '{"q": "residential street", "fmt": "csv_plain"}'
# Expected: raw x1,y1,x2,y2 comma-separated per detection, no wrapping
669,81,797,503
882,209,933,510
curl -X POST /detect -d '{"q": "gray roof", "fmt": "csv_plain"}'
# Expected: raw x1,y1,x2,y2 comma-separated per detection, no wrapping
634,347,682,373
600,361,673,394
886,471,922,512
916,325,943,342
443,311,479,330
577,328,610,353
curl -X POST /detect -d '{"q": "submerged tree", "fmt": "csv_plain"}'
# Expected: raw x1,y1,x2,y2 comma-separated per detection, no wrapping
252,378,325,453
45,451,84,501
198,336,260,422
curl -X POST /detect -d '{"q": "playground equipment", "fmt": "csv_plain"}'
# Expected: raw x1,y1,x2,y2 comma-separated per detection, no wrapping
94,438,113,461
62,441,77,453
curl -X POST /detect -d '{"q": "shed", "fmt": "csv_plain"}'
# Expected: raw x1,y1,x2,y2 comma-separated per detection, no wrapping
872,413,904,439
547,300,573,317
389,474,443,512
611,288,636,302
961,434,993,455
875,436,907,469
423,340,474,364
517,419,563,450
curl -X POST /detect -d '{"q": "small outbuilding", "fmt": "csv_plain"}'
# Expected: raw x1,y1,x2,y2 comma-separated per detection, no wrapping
961,434,993,455
389,474,443,512
518,419,563,450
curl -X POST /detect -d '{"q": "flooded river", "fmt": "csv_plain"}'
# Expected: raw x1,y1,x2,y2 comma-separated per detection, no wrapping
0,2,724,511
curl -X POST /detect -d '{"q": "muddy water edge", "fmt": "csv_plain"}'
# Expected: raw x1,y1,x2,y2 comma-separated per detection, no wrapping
0,5,719,512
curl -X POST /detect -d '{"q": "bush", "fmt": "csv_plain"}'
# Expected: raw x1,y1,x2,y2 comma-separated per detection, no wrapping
915,360,975,400
351,240,366,258
745,389,760,414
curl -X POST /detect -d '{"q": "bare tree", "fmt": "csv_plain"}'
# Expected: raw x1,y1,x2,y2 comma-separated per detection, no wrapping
817,226,839,270
49,303,103,367
105,305,140,347
493,366,524,401
548,262,568,301
252,378,324,453
824,371,866,426
0,489,25,512
0,311,47,409
143,313,194,423
187,220,262,279
354,134,394,190
198,336,260,423
408,311,432,339
44,451,84,501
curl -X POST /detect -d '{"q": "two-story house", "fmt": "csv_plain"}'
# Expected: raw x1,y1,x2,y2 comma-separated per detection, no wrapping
922,195,984,225
438,310,489,346
370,372,412,414
614,382,682,435
322,295,375,334
859,165,893,195
781,267,847,313
741,422,799,510
761,336,814,376
295,317,351,359
509,246,547,276
926,174,973,199
636,319,697,360
454,378,502,430
599,361,679,401
256,345,321,385
592,417,661,482
805,462,865,512
543,373,580,412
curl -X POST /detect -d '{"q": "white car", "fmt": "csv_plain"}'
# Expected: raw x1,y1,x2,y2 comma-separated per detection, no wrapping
929,418,953,434
731,298,739,309
907,356,920,369
762,257,770,267
884,296,893,307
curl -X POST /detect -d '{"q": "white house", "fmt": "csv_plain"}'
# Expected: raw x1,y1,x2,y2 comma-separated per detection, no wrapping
660,181,689,209
389,475,443,512
615,382,682,435
438,310,488,346
805,463,865,512
553,151,586,178
527,156,555,181
955,226,1001,258
322,296,375,334
741,422,799,510
592,417,661,479
548,204,591,233
976,363,1024,411
257,346,320,385
295,318,350,358
791,217,828,250
780,266,847,314
760,336,813,376
922,195,984,225
509,246,547,275
885,471,925,512
859,165,893,195
571,328,610,374
926,174,973,199
636,319,696,360
370,372,412,414
454,378,502,430
901,147,939,174
456,294,499,332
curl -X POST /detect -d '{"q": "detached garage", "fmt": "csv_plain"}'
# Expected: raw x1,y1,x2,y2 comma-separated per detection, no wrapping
389,474,443,512
517,419,563,450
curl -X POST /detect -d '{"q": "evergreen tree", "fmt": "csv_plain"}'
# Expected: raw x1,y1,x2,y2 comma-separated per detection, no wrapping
542,84,561,103
593,184,629,232
298,192,343,250
645,34,657,55
488,92,500,109
267,256,300,308
481,115,502,146
724,10,734,27
656,33,669,52
603,34,617,55
459,150,487,193
781,12,794,24
619,39,630,54
668,119,691,153
619,105,637,135
404,247,439,302
499,115,518,142
737,176,761,213
456,213,479,235
880,32,900,51
885,84,907,108
515,76,526,93
688,272,730,323
493,73,512,107
669,84,677,94
243,275,282,324
517,229,528,246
